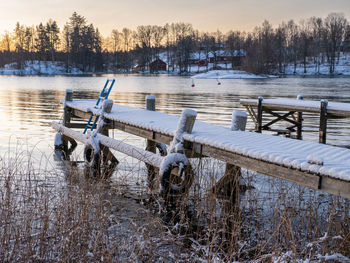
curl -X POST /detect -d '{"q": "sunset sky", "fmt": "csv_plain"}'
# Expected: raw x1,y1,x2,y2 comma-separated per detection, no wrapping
0,0,349,36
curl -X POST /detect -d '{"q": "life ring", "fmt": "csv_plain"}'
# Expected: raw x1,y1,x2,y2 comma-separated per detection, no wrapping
84,142,101,175
160,153,194,196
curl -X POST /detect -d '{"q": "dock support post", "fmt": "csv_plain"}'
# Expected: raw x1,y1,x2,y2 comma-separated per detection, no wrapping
169,109,197,154
101,100,119,177
145,96,157,189
319,99,328,144
215,110,248,204
55,89,77,160
257,96,263,133
221,110,248,251
84,99,118,178
63,89,73,126
296,94,303,140
161,109,197,208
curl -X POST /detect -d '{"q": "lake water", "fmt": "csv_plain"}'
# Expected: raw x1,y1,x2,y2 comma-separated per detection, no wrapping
1,75,350,156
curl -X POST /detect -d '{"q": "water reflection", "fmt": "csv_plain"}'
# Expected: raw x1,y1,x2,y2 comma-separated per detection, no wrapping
1,75,350,154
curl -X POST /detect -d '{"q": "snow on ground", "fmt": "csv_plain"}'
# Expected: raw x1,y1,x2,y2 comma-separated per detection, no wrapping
284,63,350,76
284,53,350,76
192,69,268,79
0,61,83,75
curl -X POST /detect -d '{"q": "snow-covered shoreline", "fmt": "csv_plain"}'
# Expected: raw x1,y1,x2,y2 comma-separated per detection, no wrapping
0,61,83,76
1,60,350,78
191,70,270,79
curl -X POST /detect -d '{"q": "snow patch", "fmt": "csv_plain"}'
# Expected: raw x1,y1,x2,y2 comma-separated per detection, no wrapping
0,61,83,75
192,70,267,79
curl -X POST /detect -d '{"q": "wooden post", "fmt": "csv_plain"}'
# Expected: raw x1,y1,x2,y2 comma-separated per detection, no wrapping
169,109,197,153
215,110,247,204
296,94,303,140
102,99,113,114
63,89,73,126
231,110,248,131
100,100,119,178
319,99,328,144
145,96,157,189
85,99,118,178
145,95,156,111
145,96,156,154
257,96,263,133
162,109,197,206
60,89,77,160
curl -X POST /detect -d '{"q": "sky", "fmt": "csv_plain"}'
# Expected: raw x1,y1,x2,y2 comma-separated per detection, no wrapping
0,0,349,36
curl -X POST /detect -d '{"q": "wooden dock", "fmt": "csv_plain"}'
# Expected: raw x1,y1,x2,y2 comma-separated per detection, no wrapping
52,90,350,200
240,96,350,143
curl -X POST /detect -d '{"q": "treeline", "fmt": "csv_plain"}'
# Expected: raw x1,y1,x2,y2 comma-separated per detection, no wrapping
0,12,349,74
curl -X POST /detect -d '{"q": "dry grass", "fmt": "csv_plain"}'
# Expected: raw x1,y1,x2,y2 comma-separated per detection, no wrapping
1,146,350,262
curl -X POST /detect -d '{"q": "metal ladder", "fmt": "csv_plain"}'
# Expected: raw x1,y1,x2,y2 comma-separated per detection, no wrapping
83,79,115,134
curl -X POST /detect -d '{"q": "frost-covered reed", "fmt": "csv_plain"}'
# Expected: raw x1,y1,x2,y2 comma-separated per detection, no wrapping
0,145,349,262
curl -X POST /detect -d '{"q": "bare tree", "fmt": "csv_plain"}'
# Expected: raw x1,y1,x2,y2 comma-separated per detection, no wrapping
275,24,287,74
201,33,215,71
226,30,245,69
121,28,133,72
344,24,350,52
308,17,324,74
152,25,165,59
286,20,299,74
110,29,121,71
325,13,347,74
136,25,152,71
299,19,313,74
1,31,13,52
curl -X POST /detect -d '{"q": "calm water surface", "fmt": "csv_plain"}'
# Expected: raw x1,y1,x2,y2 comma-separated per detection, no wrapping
1,75,350,161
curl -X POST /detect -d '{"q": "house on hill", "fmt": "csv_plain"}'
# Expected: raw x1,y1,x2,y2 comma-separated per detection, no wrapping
189,52,207,66
208,50,232,63
209,50,246,67
149,58,167,72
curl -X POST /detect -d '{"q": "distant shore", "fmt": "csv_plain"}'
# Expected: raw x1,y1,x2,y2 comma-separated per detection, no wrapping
1,60,350,79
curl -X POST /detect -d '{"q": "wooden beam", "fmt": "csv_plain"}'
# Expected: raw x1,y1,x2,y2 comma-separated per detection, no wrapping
145,96,157,189
65,123,87,129
262,110,297,129
319,99,328,144
296,94,303,140
320,176,350,199
200,144,321,190
257,96,263,133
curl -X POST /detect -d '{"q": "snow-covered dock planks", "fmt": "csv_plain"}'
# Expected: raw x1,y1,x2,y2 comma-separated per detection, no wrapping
240,97,350,143
56,99,350,199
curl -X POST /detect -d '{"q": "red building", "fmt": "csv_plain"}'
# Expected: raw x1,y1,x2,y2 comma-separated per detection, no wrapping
208,50,246,66
149,59,167,72
189,53,207,66
208,50,232,63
